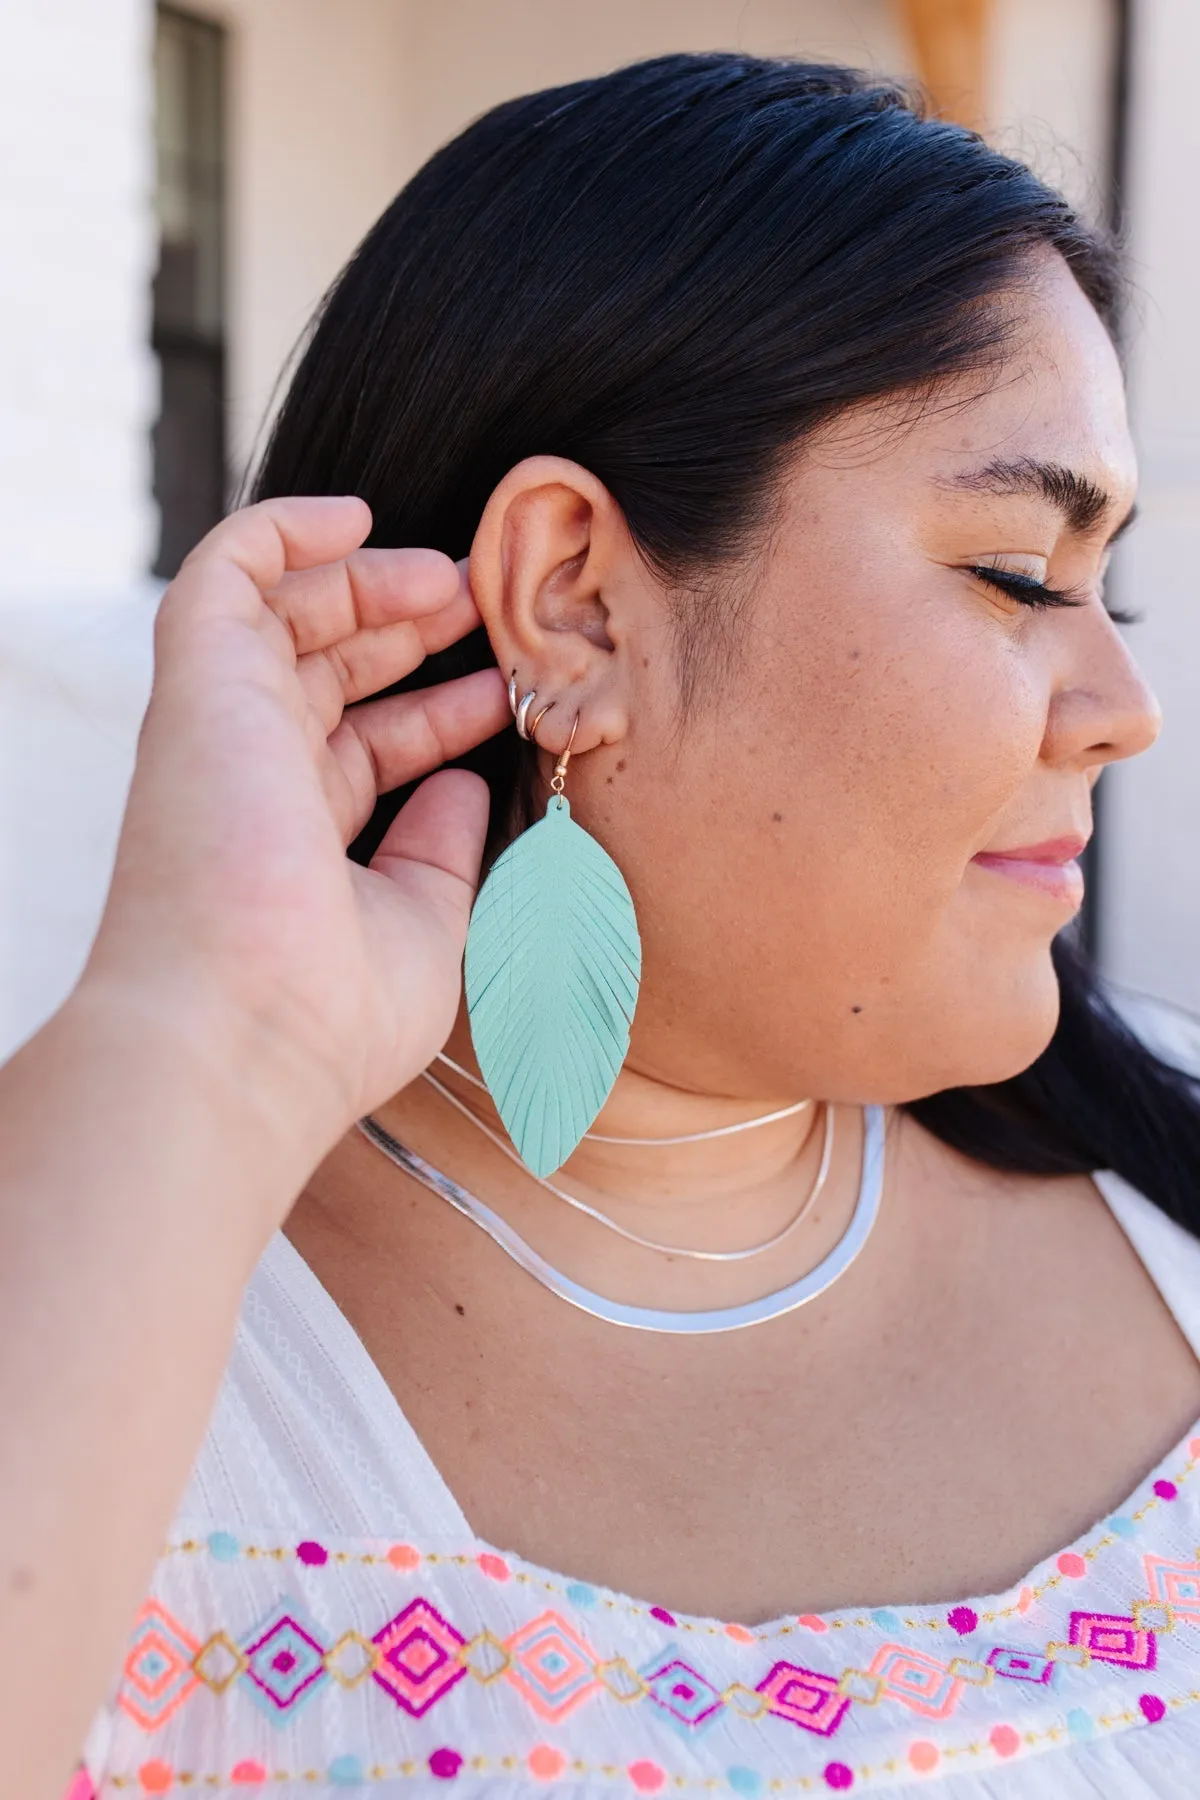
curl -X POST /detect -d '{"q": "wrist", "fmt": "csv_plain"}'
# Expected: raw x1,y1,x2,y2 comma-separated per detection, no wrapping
61,969,351,1247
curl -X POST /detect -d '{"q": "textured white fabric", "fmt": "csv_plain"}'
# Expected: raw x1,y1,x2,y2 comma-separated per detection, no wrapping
82,1174,1200,1797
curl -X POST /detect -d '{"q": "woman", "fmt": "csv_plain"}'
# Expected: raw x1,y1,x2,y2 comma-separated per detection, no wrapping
7,51,1200,1800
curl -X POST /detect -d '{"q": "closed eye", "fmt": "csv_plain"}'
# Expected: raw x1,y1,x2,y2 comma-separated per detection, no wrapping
970,565,1140,625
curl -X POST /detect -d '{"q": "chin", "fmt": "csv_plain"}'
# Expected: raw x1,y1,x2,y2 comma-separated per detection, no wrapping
873,953,1064,1102
945,966,1063,1092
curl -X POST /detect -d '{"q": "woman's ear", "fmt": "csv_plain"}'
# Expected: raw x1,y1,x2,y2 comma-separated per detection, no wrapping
469,455,634,754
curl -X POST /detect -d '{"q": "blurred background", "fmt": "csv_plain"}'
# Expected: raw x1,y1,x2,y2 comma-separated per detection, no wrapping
0,1,1196,1060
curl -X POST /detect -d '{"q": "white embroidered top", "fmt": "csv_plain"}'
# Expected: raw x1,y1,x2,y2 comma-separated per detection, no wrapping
77,1169,1200,1800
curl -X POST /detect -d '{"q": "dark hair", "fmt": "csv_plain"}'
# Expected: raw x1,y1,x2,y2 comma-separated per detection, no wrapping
253,53,1200,1224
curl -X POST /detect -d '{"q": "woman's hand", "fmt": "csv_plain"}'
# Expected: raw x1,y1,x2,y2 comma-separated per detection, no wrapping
0,498,509,1799
83,495,507,1181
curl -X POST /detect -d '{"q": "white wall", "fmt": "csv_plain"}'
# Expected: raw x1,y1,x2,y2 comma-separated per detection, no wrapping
990,0,1117,216
0,0,158,594
0,0,160,1054
0,0,417,1056
1104,0,1200,1010
218,0,412,476
0,594,157,1047
398,0,910,175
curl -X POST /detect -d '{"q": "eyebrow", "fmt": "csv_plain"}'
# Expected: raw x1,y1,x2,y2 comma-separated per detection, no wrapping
937,456,1137,542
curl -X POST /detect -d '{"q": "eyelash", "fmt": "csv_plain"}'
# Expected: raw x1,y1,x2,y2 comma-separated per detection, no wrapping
969,565,1140,626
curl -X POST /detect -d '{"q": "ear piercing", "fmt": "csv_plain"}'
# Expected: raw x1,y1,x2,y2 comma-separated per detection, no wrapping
508,668,555,742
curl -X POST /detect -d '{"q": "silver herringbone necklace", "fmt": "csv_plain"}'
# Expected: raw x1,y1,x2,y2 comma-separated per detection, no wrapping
355,1104,886,1336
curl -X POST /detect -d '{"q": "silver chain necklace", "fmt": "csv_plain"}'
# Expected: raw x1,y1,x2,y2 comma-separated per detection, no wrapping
355,1104,887,1335
420,1065,835,1262
434,1051,813,1144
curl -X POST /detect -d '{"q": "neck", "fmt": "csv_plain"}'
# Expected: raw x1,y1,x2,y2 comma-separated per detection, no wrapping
471,1009,816,1187
374,1004,835,1251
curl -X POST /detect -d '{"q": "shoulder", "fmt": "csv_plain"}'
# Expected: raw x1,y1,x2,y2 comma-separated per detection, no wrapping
175,1234,449,1539
1094,983,1200,1357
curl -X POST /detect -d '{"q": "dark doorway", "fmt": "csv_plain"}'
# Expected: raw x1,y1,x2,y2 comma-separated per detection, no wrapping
151,6,227,578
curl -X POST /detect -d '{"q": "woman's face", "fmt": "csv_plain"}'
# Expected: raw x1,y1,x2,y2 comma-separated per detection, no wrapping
474,252,1157,1105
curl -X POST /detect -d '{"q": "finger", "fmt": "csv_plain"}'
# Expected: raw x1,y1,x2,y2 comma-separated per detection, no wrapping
170,497,372,617
370,767,491,900
268,548,471,656
327,668,508,845
294,583,484,727
154,497,373,678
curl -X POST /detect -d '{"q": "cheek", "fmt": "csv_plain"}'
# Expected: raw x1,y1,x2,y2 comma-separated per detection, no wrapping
782,607,1042,860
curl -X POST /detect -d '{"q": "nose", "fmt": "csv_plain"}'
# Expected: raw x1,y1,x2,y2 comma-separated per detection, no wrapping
1044,607,1162,772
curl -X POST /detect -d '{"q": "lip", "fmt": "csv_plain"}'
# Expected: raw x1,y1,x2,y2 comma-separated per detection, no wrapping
970,835,1088,909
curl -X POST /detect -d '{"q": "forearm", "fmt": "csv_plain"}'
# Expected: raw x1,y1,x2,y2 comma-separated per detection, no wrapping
0,984,338,1800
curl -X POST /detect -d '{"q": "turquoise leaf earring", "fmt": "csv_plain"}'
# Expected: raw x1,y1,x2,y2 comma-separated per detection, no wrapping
463,674,642,1177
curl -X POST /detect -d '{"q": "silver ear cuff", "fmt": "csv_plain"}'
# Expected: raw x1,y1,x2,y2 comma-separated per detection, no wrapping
508,669,555,742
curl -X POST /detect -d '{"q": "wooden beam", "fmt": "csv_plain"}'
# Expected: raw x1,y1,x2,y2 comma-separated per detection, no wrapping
897,0,991,131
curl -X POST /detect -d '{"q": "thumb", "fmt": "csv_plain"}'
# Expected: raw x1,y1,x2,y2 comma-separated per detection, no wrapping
369,769,492,920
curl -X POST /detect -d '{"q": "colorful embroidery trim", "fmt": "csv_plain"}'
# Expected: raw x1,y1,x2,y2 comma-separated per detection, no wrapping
83,1682,1200,1797
119,1546,1199,1755
99,1434,1200,1796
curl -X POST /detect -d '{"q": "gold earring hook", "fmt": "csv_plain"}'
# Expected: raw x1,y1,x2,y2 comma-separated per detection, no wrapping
550,714,580,805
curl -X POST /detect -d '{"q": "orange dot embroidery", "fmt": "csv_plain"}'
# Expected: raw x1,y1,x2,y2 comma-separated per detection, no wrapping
528,1744,568,1780
138,1762,174,1794
798,1614,828,1632
628,1759,666,1792
387,1543,421,1572
1056,1553,1087,1580
725,1623,755,1644
990,1724,1021,1758
908,1740,939,1773
478,1552,511,1581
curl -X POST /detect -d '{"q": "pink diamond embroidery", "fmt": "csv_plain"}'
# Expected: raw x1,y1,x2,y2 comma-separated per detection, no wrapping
504,1611,600,1720
1069,1612,1157,1670
119,1601,200,1730
241,1607,327,1716
867,1645,964,1719
372,1598,466,1717
1144,1555,1200,1620
641,1650,724,1733
756,1661,850,1737
987,1646,1053,1686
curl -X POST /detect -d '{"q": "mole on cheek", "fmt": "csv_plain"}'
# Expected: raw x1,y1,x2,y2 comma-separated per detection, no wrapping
851,1005,863,1014
771,811,784,823
616,759,627,772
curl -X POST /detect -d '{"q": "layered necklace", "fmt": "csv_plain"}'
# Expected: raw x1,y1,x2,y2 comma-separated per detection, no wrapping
357,1058,887,1335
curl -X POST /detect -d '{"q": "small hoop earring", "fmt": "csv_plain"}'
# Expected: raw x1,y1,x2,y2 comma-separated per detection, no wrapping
518,687,554,745
515,688,540,739
510,668,555,742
